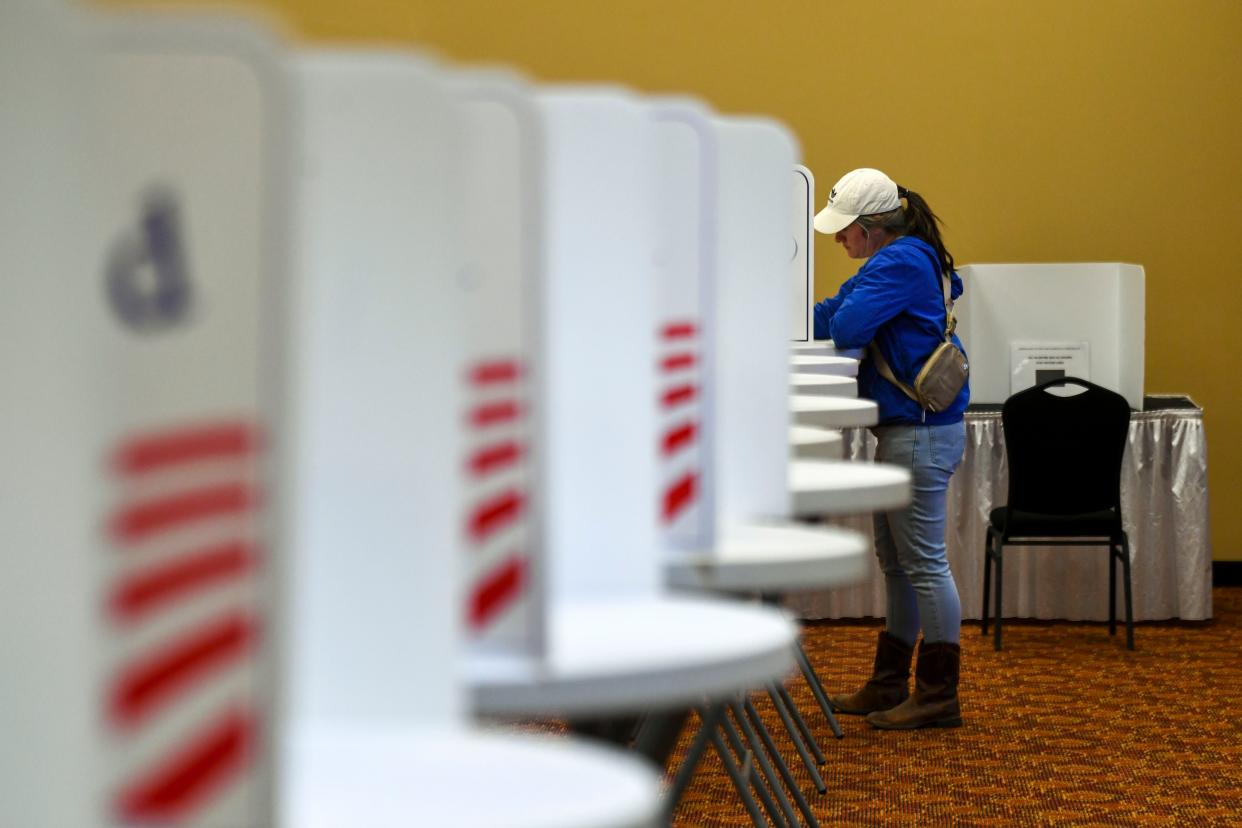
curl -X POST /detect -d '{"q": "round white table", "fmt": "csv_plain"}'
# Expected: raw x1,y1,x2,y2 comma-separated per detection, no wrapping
284,725,662,828
789,354,858,376
790,458,911,516
791,394,878,428
790,341,863,360
665,521,869,593
790,425,842,459
468,596,797,716
790,372,858,398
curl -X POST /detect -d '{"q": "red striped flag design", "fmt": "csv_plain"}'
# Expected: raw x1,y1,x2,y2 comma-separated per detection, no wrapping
106,418,262,823
463,357,530,635
659,320,701,525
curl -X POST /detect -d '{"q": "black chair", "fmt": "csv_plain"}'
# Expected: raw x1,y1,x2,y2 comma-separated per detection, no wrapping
982,377,1134,650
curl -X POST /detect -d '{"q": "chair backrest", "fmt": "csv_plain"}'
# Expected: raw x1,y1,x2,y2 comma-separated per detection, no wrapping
1001,377,1131,516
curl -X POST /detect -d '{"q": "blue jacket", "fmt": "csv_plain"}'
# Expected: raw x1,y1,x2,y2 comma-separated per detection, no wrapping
813,236,970,425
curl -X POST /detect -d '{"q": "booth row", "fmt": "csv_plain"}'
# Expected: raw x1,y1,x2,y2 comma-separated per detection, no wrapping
2,3,920,827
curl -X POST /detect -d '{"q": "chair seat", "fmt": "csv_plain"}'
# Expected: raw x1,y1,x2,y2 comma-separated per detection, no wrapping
989,506,1122,539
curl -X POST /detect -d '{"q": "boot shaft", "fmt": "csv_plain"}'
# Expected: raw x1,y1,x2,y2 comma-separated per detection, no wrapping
913,639,961,703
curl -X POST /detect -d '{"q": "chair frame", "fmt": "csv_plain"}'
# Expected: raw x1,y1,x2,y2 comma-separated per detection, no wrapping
980,376,1135,651
981,529,1134,650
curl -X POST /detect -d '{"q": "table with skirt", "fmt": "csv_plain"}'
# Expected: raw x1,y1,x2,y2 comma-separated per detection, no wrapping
786,396,1212,622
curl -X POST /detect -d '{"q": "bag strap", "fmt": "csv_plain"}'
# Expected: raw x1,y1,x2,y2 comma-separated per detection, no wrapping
868,267,957,406
939,268,956,343
869,341,921,405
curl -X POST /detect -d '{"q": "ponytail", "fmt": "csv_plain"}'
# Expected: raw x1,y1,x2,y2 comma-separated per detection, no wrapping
854,184,955,277
899,188,955,278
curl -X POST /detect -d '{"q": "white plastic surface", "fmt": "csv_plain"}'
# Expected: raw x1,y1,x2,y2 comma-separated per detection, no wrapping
538,89,660,600
284,726,661,828
1,5,101,825
791,340,865,359
790,372,858,398
469,596,797,715
451,70,544,659
666,522,869,592
791,395,879,428
791,353,859,376
713,117,799,526
956,263,1145,409
650,97,717,555
790,426,844,459
288,52,462,729
790,460,911,516
791,165,814,341
93,15,287,826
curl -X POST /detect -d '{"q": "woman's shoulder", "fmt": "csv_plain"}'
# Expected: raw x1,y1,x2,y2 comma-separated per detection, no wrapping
874,236,937,267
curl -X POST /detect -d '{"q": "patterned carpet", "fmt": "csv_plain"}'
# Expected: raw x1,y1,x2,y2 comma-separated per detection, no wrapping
669,587,1242,827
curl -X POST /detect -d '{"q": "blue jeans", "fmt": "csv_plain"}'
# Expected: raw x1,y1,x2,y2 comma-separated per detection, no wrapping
872,421,965,645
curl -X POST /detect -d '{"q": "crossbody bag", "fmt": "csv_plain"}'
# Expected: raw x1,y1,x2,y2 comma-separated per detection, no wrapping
868,268,969,413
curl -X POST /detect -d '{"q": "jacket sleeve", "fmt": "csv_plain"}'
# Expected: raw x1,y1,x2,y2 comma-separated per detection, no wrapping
827,256,917,348
811,274,859,340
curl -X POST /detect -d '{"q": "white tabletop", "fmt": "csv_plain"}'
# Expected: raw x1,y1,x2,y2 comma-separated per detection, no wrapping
789,354,858,376
790,372,858,398
791,394,878,428
284,725,661,828
790,425,843,459
665,520,869,593
468,596,796,716
790,459,911,516
791,340,864,360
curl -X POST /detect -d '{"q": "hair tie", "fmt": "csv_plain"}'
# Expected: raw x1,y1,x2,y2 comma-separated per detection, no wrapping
897,186,909,199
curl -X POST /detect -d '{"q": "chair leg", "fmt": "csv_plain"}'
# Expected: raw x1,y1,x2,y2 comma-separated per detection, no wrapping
981,527,992,636
1108,540,1117,637
993,539,1004,651
1121,533,1135,650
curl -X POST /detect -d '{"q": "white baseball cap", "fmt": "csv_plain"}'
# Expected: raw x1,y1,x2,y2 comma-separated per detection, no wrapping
813,168,901,235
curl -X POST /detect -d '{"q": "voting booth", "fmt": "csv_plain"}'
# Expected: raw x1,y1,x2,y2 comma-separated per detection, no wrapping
955,263,1146,409
282,55,664,828
92,17,287,826
791,166,815,343
452,70,547,660
2,5,105,826
650,97,718,555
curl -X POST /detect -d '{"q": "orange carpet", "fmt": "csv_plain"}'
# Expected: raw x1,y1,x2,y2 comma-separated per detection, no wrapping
669,587,1242,827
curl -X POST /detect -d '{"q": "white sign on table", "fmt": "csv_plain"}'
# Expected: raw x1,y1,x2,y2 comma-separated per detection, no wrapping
1010,340,1091,395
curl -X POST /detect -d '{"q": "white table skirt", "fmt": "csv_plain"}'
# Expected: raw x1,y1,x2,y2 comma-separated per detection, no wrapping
784,397,1213,622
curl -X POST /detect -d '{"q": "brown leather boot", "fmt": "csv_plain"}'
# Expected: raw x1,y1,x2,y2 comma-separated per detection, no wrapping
866,639,962,730
827,631,914,715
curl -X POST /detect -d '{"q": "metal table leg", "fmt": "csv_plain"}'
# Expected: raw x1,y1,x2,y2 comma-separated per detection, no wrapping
773,681,826,765
766,685,827,794
794,641,843,740
737,698,821,828
721,710,790,828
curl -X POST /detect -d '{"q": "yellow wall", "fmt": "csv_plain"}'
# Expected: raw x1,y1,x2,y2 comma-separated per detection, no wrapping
106,0,1242,559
